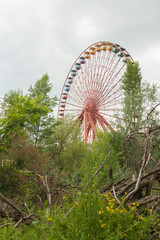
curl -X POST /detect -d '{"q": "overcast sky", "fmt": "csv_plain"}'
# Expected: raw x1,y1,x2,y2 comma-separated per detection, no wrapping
0,0,160,100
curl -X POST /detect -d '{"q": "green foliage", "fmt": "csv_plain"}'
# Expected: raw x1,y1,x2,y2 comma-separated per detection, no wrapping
47,115,89,185
81,131,123,187
3,89,23,105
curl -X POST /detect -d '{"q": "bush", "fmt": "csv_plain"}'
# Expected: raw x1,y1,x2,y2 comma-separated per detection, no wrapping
1,184,159,239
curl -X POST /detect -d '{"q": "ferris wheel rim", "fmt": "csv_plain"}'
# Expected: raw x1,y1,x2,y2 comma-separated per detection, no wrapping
57,41,134,119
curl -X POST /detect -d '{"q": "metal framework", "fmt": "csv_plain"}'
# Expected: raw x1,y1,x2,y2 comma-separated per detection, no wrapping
57,41,134,142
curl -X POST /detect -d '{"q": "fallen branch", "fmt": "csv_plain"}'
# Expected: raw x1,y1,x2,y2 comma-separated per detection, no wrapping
0,192,35,221
0,192,26,217
118,167,160,196
128,194,160,207
0,223,13,228
112,185,121,203
14,213,34,228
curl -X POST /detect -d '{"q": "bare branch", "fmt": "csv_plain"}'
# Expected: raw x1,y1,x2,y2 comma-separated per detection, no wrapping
112,185,121,203
147,103,160,120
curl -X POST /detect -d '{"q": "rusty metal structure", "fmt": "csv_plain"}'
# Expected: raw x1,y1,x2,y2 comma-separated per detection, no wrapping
57,41,134,142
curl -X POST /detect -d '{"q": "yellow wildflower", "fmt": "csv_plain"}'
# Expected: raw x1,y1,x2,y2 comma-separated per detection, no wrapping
47,217,52,221
101,224,106,228
99,210,104,214
99,219,103,223
106,206,110,211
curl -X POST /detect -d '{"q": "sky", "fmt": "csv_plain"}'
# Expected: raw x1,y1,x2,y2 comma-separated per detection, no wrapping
0,0,160,102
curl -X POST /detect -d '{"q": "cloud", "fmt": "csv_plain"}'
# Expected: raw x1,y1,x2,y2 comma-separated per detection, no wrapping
0,0,160,100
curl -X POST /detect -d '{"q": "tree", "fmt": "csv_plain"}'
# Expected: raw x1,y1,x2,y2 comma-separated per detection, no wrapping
28,74,58,147
141,82,160,126
49,115,88,182
0,93,50,152
121,60,142,131
0,74,57,152
118,61,160,172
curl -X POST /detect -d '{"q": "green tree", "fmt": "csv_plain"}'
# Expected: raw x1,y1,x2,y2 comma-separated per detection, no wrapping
121,60,142,131
0,74,57,152
141,82,160,125
44,115,88,185
120,62,160,172
0,93,50,152
28,74,58,146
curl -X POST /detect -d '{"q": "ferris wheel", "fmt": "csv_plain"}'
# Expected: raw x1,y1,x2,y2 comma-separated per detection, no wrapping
57,41,134,142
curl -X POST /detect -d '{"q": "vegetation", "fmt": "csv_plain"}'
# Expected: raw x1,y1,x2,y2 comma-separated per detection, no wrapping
0,66,160,239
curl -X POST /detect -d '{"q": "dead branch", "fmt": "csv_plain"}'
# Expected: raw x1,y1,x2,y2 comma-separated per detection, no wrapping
128,194,160,207
0,192,26,217
14,213,34,228
0,223,13,228
147,103,160,120
118,167,160,197
44,174,52,208
112,185,121,203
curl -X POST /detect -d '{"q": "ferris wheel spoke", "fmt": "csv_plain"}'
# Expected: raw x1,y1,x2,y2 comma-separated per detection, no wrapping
101,83,122,104
100,52,117,89
99,111,123,120
99,52,117,90
93,111,106,129
64,109,82,112
69,83,86,103
100,92,123,109
100,74,124,105
67,94,85,107
101,59,124,101
72,70,89,100
96,112,115,132
83,109,88,142
87,123,91,135
64,101,83,109
95,55,119,103
103,62,125,95
87,111,97,135
99,108,122,112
